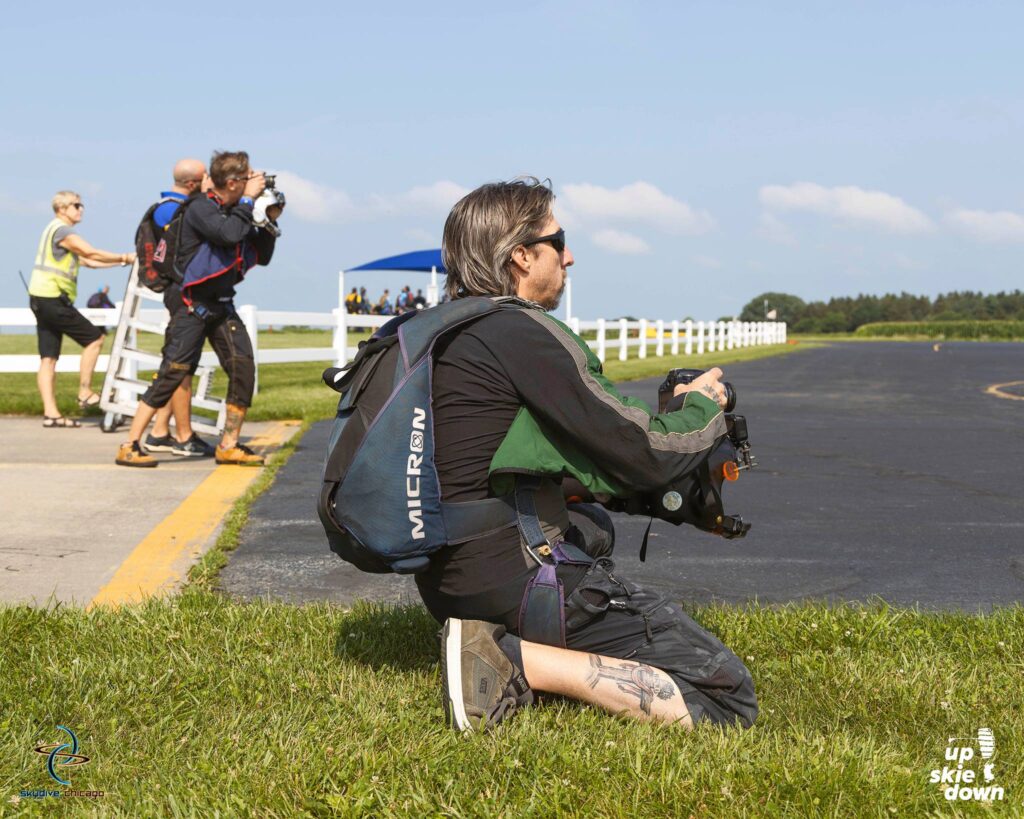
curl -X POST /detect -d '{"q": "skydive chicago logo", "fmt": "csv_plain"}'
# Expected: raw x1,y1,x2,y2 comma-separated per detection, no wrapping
929,728,1004,802
17,726,104,801
35,726,89,785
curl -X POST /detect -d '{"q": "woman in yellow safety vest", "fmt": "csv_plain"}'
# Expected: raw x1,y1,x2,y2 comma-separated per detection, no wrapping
28,190,136,427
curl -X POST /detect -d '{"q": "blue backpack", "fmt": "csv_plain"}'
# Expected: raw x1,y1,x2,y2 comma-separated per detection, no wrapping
318,297,527,574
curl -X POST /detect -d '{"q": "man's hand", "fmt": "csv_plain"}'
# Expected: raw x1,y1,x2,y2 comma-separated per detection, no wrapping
201,173,213,193
243,171,266,199
673,367,728,409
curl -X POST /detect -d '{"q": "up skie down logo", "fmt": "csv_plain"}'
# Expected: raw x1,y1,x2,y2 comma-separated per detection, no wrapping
34,726,90,785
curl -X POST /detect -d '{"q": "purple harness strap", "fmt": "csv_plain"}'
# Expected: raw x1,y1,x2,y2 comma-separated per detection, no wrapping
518,540,593,648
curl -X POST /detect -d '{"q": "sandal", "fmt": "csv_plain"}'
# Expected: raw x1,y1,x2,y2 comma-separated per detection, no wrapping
77,393,101,410
43,416,81,428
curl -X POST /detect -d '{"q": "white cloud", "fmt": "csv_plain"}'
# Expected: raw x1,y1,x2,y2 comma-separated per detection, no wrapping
691,254,722,269
275,172,468,224
561,181,715,235
756,212,798,246
0,192,49,215
893,252,928,271
759,182,933,234
275,171,356,223
945,208,1024,243
406,227,437,246
591,229,651,255
369,180,470,215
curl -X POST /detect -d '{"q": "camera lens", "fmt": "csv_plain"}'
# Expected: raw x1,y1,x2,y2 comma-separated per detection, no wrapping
722,382,737,413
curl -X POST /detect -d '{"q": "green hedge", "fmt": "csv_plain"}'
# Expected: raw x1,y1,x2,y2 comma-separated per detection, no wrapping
855,320,1024,340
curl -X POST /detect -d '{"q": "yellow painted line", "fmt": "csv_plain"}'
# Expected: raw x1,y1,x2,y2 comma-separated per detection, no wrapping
985,381,1024,402
89,421,298,608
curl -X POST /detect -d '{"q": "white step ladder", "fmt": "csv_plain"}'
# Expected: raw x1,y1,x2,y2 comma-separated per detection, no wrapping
98,264,226,435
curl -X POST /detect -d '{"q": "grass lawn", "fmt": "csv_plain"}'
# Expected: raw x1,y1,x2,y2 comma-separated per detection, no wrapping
2,336,1020,813
0,328,815,420
2,593,1020,815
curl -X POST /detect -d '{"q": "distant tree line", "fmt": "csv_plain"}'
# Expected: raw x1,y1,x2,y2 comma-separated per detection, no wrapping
738,290,1024,333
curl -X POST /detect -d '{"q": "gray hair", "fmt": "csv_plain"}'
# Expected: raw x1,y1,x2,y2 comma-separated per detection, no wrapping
442,177,554,300
51,190,81,213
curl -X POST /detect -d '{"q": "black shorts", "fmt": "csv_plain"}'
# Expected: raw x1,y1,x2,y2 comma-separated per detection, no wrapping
29,295,105,360
141,302,255,409
160,285,197,377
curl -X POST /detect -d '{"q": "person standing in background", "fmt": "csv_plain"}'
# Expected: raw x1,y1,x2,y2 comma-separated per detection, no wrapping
86,285,115,309
28,191,136,427
143,158,216,458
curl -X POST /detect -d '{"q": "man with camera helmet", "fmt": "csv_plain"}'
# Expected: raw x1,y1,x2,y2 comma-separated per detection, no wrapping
426,177,757,731
116,150,283,468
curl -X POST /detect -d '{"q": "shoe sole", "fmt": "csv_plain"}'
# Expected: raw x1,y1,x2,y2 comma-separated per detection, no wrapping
172,449,212,457
115,458,157,468
442,618,472,731
143,441,175,452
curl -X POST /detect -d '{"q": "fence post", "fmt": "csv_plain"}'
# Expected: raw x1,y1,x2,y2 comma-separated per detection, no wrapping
656,320,664,357
685,320,693,355
708,320,716,352
697,320,705,354
597,318,606,363
569,317,581,335
671,319,679,355
781,322,787,343
743,322,750,347
719,321,727,351
238,304,259,395
618,318,628,362
334,270,348,366
638,319,648,359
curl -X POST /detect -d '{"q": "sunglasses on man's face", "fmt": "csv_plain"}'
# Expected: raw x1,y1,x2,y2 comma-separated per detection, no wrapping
522,228,566,254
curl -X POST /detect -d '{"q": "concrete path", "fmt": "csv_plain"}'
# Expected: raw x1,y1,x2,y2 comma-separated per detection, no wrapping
221,341,1024,611
0,417,299,607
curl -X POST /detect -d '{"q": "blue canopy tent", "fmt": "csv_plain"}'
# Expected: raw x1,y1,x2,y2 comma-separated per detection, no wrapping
349,249,445,307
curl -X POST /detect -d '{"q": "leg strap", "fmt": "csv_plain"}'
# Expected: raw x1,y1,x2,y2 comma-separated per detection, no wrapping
515,476,593,647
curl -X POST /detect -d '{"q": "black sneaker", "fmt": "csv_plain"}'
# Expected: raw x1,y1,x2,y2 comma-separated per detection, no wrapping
172,433,216,458
144,433,175,453
441,619,533,732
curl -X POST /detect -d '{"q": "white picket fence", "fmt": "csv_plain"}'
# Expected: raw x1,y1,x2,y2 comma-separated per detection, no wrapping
0,272,786,375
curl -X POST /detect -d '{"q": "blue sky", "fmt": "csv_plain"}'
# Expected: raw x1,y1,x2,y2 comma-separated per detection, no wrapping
2,1,1022,320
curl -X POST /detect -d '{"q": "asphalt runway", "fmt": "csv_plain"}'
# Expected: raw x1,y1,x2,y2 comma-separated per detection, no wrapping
220,341,1024,611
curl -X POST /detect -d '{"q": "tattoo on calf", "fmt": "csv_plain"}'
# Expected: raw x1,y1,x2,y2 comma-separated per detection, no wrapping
224,406,244,437
586,655,677,715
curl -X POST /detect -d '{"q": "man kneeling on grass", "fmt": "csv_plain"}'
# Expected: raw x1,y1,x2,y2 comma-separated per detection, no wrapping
424,178,757,730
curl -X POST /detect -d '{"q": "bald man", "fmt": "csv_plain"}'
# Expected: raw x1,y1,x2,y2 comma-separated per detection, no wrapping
143,158,216,457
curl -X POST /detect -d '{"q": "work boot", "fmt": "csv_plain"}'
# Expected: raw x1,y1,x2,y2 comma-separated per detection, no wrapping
215,443,264,466
173,433,215,458
115,441,157,468
440,619,533,732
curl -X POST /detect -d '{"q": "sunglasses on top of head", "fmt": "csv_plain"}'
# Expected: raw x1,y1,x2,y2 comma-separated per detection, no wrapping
522,228,565,254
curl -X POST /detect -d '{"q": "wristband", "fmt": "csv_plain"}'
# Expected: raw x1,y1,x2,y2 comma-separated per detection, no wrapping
239,196,254,207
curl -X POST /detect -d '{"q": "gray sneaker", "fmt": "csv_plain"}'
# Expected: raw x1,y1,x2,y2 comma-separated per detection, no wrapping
441,619,533,731
172,433,215,458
